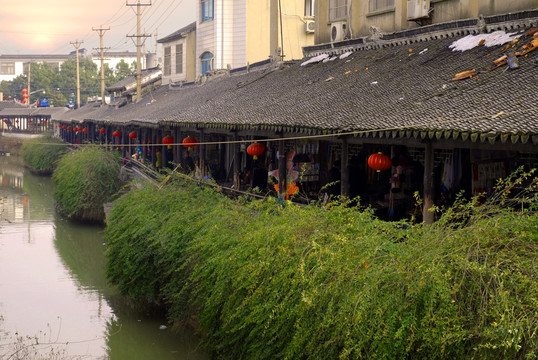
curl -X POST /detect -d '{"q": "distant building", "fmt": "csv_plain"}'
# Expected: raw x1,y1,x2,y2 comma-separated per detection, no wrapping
0,54,69,82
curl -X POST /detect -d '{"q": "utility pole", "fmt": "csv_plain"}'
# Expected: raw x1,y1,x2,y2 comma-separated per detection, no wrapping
127,0,151,103
93,26,110,106
27,62,31,107
154,28,158,67
70,40,84,109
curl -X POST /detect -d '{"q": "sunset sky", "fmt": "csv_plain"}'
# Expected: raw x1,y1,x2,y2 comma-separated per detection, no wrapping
0,0,196,55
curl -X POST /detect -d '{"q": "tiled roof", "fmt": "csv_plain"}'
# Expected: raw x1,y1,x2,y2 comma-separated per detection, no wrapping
0,101,26,110
0,106,68,116
157,22,196,43
54,24,538,145
106,67,162,93
0,54,70,61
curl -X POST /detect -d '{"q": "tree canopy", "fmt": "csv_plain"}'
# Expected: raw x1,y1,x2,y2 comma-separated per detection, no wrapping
0,57,134,107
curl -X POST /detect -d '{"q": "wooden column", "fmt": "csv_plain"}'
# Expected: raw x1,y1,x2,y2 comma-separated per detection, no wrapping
233,133,241,190
199,129,206,177
151,128,157,168
278,138,287,199
423,142,435,224
340,136,350,198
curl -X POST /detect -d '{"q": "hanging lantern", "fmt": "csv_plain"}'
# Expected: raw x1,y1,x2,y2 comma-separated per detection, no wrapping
99,128,106,134
43,120,47,124
67,126,71,131
3,119,7,123
129,132,138,140
112,131,121,137
367,152,392,172
28,120,32,123
247,141,266,160
82,128,88,133
58,124,62,128
62,125,67,129
182,136,197,149
163,135,174,150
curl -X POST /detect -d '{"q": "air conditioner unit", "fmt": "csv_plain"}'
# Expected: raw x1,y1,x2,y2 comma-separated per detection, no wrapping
330,21,346,43
305,20,315,34
407,0,430,19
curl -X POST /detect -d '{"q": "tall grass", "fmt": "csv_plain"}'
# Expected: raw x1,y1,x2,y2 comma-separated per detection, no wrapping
21,136,68,175
104,171,538,359
53,146,121,224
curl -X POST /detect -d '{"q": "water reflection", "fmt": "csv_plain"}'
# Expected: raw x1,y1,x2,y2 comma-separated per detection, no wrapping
0,156,207,360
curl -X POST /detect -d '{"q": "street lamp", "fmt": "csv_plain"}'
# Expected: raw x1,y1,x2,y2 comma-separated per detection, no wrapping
28,89,45,107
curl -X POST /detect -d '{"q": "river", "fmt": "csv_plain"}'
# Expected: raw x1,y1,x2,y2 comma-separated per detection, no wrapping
0,155,208,360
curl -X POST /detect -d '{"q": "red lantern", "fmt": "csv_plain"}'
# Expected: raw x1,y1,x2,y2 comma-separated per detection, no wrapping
99,128,106,134
28,120,32,123
367,152,392,172
58,124,62,128
163,135,174,149
112,131,121,137
67,126,71,131
3,119,7,123
62,125,66,129
129,132,138,139
182,136,197,149
247,142,266,160
43,120,47,124
83,128,88,133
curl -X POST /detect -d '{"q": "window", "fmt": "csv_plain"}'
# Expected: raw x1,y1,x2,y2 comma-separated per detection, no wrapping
201,52,213,76
201,0,214,22
329,0,347,21
369,0,394,12
164,46,171,76
175,44,183,74
0,62,15,75
305,0,315,17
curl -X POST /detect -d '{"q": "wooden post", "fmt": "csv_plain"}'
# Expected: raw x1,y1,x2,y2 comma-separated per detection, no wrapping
423,142,435,224
233,133,241,190
278,138,287,199
151,128,157,168
199,129,206,177
340,136,349,198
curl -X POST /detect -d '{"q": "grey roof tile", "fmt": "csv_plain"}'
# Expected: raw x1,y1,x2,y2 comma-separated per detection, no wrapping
53,29,538,137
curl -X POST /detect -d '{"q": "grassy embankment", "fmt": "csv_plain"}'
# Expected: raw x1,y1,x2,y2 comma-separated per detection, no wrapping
21,135,68,175
104,170,538,360
52,146,121,224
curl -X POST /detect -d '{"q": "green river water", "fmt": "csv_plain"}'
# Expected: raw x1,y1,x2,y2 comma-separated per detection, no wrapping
0,155,208,360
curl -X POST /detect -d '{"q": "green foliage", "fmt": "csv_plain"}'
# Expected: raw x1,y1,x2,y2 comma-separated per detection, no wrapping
53,147,121,223
22,135,68,175
104,172,538,360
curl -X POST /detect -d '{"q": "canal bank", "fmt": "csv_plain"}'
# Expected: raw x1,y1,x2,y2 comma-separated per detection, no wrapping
0,155,208,360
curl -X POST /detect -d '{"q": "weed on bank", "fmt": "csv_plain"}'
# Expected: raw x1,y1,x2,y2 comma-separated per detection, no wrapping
104,172,538,360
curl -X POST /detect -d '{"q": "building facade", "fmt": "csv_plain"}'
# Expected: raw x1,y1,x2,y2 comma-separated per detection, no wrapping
195,0,316,77
157,22,197,85
314,0,538,44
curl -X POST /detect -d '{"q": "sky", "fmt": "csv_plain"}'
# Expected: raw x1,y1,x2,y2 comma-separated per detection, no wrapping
0,0,196,55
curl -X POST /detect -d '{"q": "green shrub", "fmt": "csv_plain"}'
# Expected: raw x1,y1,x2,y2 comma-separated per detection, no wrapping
22,135,68,175
53,146,121,223
104,173,538,360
